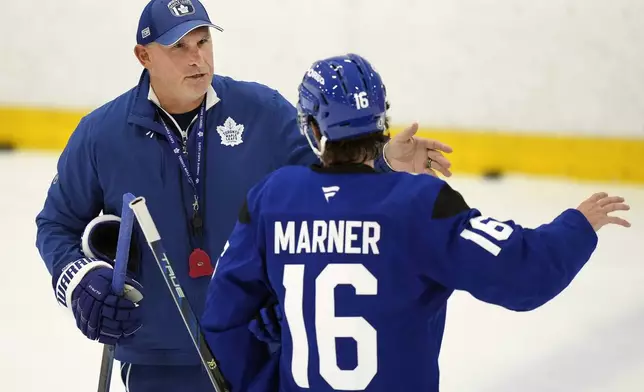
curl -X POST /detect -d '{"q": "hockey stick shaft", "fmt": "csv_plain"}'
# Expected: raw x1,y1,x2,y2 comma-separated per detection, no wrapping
96,346,116,392
129,196,230,392
97,192,136,392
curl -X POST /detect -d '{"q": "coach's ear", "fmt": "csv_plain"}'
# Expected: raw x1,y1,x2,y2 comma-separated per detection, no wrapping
134,44,152,68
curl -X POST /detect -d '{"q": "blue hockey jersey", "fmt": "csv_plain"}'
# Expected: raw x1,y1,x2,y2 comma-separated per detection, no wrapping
35,69,318,366
202,163,599,392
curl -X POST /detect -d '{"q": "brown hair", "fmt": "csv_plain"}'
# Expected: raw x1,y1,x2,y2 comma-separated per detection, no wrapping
320,133,389,166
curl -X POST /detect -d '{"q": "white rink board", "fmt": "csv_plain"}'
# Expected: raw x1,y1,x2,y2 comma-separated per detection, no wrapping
2,1,644,136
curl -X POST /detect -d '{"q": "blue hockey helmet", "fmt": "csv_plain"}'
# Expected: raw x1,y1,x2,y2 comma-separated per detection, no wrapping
297,53,388,157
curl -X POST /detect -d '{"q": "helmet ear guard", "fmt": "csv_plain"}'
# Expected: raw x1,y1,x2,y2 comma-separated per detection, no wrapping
296,108,323,158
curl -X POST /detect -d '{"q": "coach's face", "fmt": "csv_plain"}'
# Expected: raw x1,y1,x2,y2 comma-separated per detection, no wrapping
136,27,214,104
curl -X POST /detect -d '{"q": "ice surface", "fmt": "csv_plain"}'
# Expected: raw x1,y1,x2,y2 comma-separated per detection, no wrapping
1,151,642,392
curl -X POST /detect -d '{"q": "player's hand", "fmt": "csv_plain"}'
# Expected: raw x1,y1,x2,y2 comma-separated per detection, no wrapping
384,122,453,177
249,298,282,354
576,192,631,231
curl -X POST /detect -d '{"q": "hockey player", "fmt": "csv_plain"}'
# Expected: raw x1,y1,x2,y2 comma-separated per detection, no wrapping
35,1,456,390
200,53,631,391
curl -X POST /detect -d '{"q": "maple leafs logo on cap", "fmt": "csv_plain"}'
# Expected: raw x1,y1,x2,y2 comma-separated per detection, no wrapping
168,0,196,17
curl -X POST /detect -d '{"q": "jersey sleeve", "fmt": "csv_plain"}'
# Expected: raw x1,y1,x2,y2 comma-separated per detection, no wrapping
420,181,599,311
270,90,320,167
201,196,274,391
35,117,103,286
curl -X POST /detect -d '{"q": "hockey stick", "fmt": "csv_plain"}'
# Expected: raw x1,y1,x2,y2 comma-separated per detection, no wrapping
97,193,136,392
129,196,230,392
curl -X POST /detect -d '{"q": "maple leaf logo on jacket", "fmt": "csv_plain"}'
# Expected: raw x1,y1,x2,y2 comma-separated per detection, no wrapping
216,117,245,147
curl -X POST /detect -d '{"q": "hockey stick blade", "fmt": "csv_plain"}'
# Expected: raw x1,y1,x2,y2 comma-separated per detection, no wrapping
129,196,230,392
97,192,136,392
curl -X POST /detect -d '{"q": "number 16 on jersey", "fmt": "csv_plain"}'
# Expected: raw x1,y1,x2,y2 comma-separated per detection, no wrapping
283,263,378,391
460,216,514,256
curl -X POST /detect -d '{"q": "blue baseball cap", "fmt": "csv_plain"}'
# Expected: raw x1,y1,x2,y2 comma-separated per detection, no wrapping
137,0,223,46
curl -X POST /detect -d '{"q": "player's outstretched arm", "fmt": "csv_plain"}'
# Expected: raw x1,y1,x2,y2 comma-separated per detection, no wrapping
201,199,275,392
423,183,631,311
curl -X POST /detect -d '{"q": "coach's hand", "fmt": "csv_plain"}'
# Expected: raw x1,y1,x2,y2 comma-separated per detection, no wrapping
72,265,144,345
384,122,453,177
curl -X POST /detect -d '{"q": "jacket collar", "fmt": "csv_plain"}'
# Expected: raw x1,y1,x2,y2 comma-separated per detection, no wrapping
147,80,220,111
127,69,220,133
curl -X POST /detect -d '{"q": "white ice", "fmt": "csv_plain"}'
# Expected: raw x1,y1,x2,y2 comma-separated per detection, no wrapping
1,151,643,392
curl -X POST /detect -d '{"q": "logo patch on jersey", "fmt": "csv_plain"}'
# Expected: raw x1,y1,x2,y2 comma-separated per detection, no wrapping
217,117,244,147
168,0,195,17
322,186,339,202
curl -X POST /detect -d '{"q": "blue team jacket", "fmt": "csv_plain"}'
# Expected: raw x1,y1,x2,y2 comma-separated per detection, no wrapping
35,69,318,365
